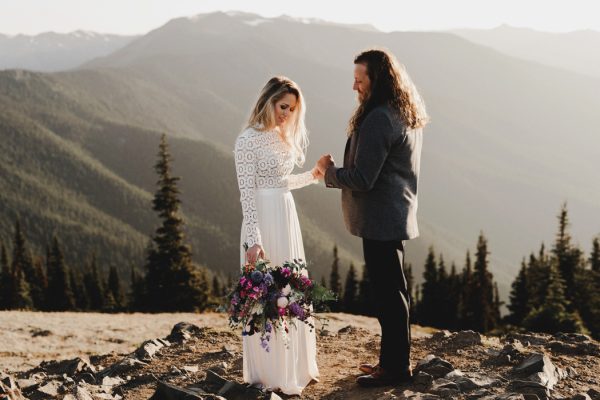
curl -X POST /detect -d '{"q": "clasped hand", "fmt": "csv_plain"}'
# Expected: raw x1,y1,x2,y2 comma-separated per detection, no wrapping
311,154,335,180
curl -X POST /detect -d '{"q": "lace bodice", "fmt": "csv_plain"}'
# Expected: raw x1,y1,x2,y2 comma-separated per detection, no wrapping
234,127,317,247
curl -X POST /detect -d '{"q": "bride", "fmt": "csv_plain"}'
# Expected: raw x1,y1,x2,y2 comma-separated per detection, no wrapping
233,76,322,395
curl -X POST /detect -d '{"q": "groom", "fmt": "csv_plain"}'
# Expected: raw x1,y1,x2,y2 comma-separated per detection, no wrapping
317,49,427,387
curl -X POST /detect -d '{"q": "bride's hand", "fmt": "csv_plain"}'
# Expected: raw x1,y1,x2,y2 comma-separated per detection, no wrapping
246,244,265,264
312,166,324,180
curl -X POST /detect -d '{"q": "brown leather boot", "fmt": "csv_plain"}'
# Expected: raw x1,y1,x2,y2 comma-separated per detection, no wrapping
358,363,378,374
356,365,413,388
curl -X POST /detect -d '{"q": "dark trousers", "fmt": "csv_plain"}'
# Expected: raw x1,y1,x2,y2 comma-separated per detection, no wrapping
363,238,411,372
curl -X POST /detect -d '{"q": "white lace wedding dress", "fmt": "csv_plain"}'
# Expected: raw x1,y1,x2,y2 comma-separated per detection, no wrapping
234,126,320,395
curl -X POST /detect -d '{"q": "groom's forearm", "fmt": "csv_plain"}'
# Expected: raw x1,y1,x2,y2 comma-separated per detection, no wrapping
324,165,374,191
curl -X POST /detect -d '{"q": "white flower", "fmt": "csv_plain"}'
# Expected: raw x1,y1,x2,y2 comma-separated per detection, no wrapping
277,296,289,308
250,303,264,315
282,284,292,296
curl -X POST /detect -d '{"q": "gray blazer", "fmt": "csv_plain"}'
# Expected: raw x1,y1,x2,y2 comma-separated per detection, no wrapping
324,105,423,241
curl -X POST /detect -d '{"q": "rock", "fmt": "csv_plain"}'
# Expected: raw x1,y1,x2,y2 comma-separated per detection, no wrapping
16,378,39,391
77,373,97,384
496,343,525,364
447,372,499,391
149,381,208,399
30,327,52,337
566,367,578,377
73,385,94,400
96,356,148,379
167,322,205,343
512,353,564,390
338,325,355,334
466,389,492,399
587,389,600,400
101,376,125,388
447,330,482,348
507,380,550,399
504,333,549,346
203,369,228,389
413,371,434,389
429,378,460,397
571,394,592,400
266,393,283,400
548,341,600,356
415,355,454,379
135,338,168,361
182,365,199,374
0,373,26,400
217,380,263,400
37,380,61,397
430,330,451,341
39,356,96,375
553,332,591,343
396,390,442,399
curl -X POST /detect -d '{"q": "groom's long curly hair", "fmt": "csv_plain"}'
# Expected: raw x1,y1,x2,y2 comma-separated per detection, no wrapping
348,49,428,136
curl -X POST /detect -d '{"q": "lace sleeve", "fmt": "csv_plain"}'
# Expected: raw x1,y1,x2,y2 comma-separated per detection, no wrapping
234,132,262,247
286,170,318,190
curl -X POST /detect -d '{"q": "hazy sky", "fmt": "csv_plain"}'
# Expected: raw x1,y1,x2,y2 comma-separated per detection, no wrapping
1,0,598,35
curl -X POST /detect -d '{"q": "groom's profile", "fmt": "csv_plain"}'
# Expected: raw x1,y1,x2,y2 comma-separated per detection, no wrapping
317,48,428,387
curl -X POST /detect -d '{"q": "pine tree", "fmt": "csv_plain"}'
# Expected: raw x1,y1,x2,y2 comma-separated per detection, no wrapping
447,262,461,331
459,250,474,329
106,265,125,312
418,247,439,328
526,245,550,310
0,241,11,309
129,263,145,311
358,264,375,316
10,220,33,310
406,263,418,323
343,263,359,314
143,134,210,312
84,253,105,311
552,204,583,307
508,259,529,326
70,269,89,310
329,245,342,312
31,256,48,309
46,236,75,311
523,262,587,334
493,282,502,325
590,237,600,273
470,233,497,332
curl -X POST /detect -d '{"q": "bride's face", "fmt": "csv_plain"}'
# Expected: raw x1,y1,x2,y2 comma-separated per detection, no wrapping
274,93,297,128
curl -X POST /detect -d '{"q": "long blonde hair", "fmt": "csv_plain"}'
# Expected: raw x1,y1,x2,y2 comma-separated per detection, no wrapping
349,49,428,135
247,77,308,166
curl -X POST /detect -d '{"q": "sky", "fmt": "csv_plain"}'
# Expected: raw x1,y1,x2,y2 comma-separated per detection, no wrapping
1,0,599,35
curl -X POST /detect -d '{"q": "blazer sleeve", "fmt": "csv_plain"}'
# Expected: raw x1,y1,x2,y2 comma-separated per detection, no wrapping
324,110,394,191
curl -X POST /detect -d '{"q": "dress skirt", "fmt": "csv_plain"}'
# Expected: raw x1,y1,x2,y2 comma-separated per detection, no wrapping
240,187,320,395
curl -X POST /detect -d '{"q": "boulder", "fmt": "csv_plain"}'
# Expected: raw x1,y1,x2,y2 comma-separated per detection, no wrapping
415,355,455,379
167,322,205,343
512,353,565,391
446,331,482,348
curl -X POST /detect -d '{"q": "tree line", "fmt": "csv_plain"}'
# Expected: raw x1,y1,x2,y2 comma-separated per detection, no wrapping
1,134,227,313
321,204,599,339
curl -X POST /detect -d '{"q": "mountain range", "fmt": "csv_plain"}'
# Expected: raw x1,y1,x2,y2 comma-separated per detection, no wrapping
1,12,599,300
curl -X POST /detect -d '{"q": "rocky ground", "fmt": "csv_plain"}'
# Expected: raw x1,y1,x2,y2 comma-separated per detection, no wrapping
1,311,599,399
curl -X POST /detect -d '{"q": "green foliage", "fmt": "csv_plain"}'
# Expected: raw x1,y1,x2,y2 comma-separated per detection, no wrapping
328,245,342,312
45,236,75,311
142,134,210,312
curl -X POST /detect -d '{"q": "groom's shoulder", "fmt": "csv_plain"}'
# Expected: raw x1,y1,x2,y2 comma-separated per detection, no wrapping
365,105,405,131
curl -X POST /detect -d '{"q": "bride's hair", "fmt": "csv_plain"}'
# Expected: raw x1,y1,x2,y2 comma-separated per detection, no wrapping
349,48,429,135
247,76,308,167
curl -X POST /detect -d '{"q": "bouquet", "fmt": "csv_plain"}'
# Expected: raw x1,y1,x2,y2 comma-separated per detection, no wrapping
227,252,335,351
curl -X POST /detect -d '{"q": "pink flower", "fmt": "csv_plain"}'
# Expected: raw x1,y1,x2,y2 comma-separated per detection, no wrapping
278,307,286,316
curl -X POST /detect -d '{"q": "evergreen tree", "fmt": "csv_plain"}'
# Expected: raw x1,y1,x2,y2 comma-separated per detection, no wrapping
31,256,48,309
212,275,222,300
143,134,210,312
406,263,418,323
70,268,89,310
526,245,550,310
0,241,11,309
446,262,461,330
470,233,497,332
10,220,34,310
493,282,502,325
320,275,327,289
459,250,474,329
508,259,530,326
590,237,600,273
418,247,440,328
84,253,105,311
523,262,587,334
342,263,359,314
106,265,125,311
46,236,75,311
552,204,584,307
358,263,375,316
128,263,145,311
329,245,342,312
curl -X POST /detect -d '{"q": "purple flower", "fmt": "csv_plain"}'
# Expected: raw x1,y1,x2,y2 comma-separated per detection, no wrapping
251,270,264,283
263,272,274,286
281,267,291,278
289,302,305,319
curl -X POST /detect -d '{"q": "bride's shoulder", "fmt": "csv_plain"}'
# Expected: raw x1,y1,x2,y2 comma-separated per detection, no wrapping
237,126,261,141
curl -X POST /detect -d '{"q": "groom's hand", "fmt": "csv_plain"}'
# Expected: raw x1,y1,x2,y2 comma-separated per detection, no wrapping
317,154,335,174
